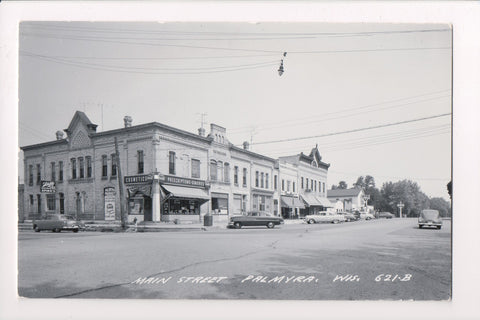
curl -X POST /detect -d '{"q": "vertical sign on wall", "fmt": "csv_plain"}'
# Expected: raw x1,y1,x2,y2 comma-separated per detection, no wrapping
104,187,116,220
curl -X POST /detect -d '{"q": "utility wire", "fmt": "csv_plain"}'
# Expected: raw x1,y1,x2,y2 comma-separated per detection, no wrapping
250,113,451,146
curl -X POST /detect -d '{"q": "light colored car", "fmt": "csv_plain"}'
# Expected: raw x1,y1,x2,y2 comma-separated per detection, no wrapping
33,214,84,233
228,211,284,229
377,212,394,219
418,209,443,229
304,211,346,224
338,211,357,222
360,212,375,220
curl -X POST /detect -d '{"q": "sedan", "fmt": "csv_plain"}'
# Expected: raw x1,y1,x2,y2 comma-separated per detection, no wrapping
33,214,84,232
377,212,394,219
339,211,358,222
418,209,443,229
304,211,346,224
360,212,375,220
228,211,284,229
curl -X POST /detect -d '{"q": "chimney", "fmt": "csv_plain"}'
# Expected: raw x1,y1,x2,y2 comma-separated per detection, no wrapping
56,131,64,140
243,141,250,150
198,127,206,137
124,116,132,128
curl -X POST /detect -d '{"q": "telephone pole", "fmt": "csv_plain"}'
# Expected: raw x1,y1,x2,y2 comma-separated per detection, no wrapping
114,137,127,230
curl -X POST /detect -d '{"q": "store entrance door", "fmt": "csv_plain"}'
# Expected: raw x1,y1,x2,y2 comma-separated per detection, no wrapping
144,197,152,221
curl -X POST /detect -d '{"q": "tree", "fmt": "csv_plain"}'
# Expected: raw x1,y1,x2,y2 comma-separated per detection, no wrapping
379,180,430,217
429,197,451,217
338,181,348,189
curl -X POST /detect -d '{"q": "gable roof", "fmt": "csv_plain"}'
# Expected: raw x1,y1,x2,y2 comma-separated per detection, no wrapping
64,111,98,136
327,187,363,198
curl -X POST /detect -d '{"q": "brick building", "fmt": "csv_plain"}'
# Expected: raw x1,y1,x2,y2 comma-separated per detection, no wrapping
20,111,282,224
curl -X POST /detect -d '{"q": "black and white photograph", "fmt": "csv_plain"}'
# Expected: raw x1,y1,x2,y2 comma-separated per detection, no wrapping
1,2,480,320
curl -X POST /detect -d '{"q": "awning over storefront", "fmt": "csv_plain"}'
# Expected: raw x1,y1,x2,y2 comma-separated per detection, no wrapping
317,197,334,208
161,185,210,203
301,193,322,207
127,185,152,197
281,196,305,209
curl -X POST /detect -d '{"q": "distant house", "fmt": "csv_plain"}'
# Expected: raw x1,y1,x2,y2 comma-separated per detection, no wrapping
327,187,365,212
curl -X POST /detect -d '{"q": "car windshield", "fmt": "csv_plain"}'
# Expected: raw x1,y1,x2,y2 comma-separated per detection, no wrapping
421,210,440,219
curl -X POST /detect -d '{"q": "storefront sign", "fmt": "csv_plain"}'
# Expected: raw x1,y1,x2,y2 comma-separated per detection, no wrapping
163,175,205,188
104,187,116,220
124,174,152,184
40,181,56,193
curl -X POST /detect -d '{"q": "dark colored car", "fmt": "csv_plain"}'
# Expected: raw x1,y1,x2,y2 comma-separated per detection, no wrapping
418,209,443,229
228,211,284,229
33,214,84,232
378,212,394,219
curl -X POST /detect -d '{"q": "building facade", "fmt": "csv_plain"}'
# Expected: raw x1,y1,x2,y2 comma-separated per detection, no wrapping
278,146,331,218
326,187,366,212
20,111,282,224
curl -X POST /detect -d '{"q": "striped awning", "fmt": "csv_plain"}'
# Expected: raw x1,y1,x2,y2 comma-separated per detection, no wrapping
161,185,210,203
281,196,305,209
301,193,334,208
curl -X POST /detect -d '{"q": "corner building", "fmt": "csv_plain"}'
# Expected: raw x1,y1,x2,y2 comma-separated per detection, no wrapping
21,111,281,224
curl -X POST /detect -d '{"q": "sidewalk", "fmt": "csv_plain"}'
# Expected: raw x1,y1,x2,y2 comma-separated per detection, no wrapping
18,220,223,232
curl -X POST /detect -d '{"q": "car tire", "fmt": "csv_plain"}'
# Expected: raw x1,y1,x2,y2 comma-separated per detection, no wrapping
332,220,339,224
437,226,442,230
54,228,61,233
73,229,79,233
418,225,423,229
267,222,275,229
34,226,40,232
308,219,315,224
234,222,242,229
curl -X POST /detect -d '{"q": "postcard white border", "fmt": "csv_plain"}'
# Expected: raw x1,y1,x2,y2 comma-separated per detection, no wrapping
1,1,479,319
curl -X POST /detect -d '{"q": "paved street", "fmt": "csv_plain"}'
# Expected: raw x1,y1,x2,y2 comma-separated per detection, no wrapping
18,218,451,300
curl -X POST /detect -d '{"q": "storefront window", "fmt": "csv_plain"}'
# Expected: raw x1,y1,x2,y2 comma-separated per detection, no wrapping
259,195,266,211
128,198,144,215
164,199,200,215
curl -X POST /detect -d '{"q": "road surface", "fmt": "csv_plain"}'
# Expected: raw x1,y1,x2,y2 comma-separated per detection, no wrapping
18,218,451,300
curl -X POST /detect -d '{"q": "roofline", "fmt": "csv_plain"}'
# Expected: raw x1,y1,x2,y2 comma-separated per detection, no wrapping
230,145,275,163
20,139,68,151
92,122,212,143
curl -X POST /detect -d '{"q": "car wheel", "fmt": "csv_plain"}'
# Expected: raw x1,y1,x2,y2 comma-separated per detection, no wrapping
308,219,315,224
332,220,339,224
34,226,40,232
234,222,242,229
73,229,79,233
418,225,423,229
437,226,442,230
267,222,275,229
54,228,61,233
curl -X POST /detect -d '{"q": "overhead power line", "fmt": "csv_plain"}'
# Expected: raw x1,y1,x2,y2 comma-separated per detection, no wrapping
251,113,451,146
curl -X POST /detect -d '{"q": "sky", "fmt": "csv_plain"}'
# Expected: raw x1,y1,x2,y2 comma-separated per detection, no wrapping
18,21,452,199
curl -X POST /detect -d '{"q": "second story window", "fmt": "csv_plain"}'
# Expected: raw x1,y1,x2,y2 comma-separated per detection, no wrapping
71,159,76,179
242,168,247,187
86,156,92,178
234,166,239,185
138,150,144,174
306,178,309,190
293,182,296,193
79,157,85,178
28,165,33,186
169,151,176,175
261,172,264,188
224,163,230,183
255,171,259,188
266,173,269,189
282,179,285,191
191,159,200,179
36,164,41,184
274,175,278,190
287,180,291,192
111,154,117,176
301,177,304,189
59,161,63,181
102,155,108,177
210,160,217,181
51,162,56,181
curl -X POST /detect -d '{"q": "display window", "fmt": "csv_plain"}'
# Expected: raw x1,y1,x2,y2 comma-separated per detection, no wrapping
163,198,200,215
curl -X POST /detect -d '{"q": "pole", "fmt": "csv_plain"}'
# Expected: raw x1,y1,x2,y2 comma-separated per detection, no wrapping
114,137,127,230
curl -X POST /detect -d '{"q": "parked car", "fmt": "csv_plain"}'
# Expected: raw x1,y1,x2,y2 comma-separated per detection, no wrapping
304,211,346,224
33,214,84,232
339,211,358,222
228,211,284,229
418,209,443,229
377,212,394,219
360,212,375,220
